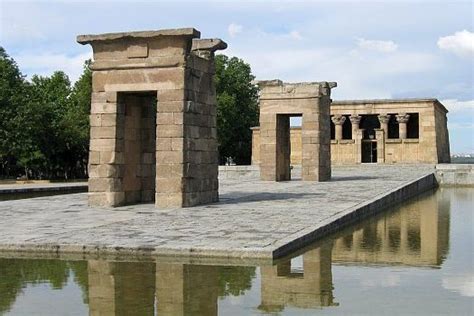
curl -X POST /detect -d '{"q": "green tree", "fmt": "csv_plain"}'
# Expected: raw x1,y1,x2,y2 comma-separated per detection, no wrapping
22,71,72,178
61,60,92,178
0,48,91,179
217,266,256,297
215,55,259,165
0,47,29,177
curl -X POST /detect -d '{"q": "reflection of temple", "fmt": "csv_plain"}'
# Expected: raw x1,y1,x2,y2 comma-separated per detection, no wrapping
257,191,450,313
331,193,450,267
1,191,452,314
156,264,218,315
259,242,335,312
88,261,155,315
87,262,218,316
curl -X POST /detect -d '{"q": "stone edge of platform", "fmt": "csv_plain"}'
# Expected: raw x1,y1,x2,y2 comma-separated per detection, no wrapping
270,171,437,259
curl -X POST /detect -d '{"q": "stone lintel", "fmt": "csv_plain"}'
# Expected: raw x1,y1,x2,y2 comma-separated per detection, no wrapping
77,28,201,44
191,38,228,52
258,80,337,100
89,56,186,71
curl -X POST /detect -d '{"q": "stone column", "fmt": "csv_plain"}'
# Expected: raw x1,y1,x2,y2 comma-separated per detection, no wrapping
331,115,346,141
396,113,410,139
375,129,385,163
349,115,361,139
377,114,390,139
355,129,364,164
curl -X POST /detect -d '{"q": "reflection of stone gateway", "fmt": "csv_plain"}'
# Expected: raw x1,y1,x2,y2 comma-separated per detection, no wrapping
259,242,336,312
77,28,226,208
331,191,450,267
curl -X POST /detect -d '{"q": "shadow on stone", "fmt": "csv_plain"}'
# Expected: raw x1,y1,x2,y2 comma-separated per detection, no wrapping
331,176,379,181
215,192,321,205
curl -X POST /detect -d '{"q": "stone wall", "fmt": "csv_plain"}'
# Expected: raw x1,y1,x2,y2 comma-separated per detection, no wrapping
435,164,474,186
251,127,302,166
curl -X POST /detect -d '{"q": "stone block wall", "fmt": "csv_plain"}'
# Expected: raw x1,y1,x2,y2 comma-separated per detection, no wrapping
434,103,451,163
180,54,219,206
436,164,474,186
252,127,302,166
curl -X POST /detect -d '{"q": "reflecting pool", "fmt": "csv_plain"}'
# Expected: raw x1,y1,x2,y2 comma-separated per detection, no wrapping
0,188,473,315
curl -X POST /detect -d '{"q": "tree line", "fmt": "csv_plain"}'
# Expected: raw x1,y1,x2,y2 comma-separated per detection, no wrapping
0,47,258,180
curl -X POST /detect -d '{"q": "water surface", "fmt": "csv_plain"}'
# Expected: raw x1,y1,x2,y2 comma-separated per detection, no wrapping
0,188,472,315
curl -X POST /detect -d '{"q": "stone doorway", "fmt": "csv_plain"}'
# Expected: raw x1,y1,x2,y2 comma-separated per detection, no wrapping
360,115,380,140
275,114,303,181
119,92,156,204
361,140,377,163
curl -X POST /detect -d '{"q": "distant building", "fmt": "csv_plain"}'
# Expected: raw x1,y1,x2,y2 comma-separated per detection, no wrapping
251,99,450,165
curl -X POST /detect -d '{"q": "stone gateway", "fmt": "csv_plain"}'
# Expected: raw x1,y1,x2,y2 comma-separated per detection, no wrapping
257,80,337,181
78,28,226,208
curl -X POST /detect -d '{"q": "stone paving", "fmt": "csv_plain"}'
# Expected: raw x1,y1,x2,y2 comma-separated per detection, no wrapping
0,165,435,259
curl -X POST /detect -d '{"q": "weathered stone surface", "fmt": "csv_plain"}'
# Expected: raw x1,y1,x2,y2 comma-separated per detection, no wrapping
77,28,200,44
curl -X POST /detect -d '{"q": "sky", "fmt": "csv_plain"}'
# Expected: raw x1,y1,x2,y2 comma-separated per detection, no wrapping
1,0,473,153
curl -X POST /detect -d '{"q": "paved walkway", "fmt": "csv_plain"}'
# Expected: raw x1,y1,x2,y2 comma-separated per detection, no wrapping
0,165,435,258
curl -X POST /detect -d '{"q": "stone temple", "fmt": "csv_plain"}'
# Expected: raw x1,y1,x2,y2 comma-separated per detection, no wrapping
252,98,450,165
78,28,226,208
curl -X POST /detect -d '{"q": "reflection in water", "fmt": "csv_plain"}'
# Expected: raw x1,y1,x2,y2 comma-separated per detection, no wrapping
156,264,218,315
88,261,155,315
1,188,471,315
0,259,88,314
259,242,336,312
331,190,450,267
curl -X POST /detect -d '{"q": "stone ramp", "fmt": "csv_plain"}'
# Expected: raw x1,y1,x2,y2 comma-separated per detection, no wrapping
0,165,436,259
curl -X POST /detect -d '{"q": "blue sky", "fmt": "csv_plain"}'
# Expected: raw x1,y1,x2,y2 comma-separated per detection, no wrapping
1,0,473,153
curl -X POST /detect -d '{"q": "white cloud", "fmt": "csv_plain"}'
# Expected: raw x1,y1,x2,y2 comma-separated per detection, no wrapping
442,275,474,297
227,42,438,99
441,99,474,113
228,23,243,37
14,52,92,83
289,31,303,40
448,122,474,130
437,30,474,57
360,274,401,288
356,37,398,53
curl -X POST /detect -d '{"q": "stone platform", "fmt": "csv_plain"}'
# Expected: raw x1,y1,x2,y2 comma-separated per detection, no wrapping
0,165,436,259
